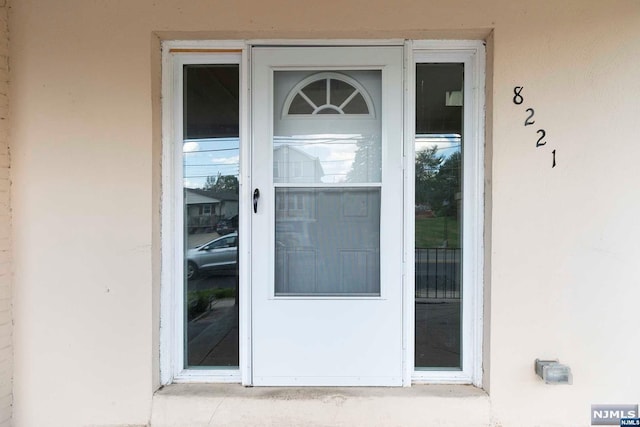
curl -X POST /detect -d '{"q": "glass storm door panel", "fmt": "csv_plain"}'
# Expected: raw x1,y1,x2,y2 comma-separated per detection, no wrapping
251,46,404,386
182,64,240,369
414,64,464,369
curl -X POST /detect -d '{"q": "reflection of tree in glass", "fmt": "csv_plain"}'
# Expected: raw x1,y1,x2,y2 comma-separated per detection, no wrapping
415,147,461,218
345,136,381,183
415,146,442,208
204,172,239,192
433,151,461,218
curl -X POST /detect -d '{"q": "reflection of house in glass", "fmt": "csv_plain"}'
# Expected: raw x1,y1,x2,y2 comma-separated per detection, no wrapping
273,144,324,183
273,145,323,221
184,188,239,233
273,134,380,184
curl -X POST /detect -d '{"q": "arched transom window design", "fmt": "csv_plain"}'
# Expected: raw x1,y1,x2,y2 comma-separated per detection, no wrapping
283,72,375,117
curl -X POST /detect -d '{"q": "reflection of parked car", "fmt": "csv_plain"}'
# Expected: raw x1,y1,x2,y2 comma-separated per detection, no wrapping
215,214,238,235
186,232,237,279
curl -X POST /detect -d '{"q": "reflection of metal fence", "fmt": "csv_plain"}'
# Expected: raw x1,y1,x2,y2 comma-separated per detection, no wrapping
415,248,461,299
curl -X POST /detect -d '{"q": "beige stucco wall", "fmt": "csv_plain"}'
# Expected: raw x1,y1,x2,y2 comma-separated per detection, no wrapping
8,1,640,426
0,0,9,425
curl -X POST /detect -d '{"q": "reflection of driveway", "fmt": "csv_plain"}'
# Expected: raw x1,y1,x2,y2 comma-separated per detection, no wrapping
415,300,460,368
187,298,238,367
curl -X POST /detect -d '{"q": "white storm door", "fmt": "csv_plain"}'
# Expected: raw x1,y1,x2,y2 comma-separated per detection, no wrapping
251,46,404,386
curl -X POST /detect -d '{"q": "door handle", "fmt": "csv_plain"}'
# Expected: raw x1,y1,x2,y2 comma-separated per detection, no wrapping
253,188,260,213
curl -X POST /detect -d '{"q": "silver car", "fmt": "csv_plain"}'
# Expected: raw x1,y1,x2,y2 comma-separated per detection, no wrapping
186,232,237,279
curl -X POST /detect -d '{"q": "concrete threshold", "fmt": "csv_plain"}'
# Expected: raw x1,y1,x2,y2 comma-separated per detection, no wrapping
151,383,491,427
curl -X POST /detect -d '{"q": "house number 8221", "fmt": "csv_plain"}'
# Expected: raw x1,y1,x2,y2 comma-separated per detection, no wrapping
513,86,556,168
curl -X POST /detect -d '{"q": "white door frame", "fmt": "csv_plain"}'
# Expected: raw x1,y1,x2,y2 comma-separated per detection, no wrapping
250,46,404,386
407,41,485,386
160,39,484,387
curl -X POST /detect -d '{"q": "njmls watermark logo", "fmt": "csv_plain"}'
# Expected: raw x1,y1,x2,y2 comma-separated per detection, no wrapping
591,404,639,425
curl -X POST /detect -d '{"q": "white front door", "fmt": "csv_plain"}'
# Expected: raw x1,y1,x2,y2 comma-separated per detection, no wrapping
251,46,404,386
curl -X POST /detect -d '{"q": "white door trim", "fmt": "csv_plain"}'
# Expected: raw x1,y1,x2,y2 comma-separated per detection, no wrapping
160,39,485,387
160,45,247,384
407,40,485,386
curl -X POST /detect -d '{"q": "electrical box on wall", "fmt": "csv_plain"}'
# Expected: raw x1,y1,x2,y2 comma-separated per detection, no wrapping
535,359,572,385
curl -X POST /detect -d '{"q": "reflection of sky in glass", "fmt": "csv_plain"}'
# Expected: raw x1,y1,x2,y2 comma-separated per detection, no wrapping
182,134,459,188
183,138,239,189
415,134,461,158
274,133,380,184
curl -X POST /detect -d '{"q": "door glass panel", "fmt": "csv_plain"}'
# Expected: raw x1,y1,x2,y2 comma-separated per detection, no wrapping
342,93,369,114
274,70,382,297
289,93,315,114
183,64,239,368
415,63,464,369
301,79,327,108
274,70,381,184
275,188,380,296
330,78,357,107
